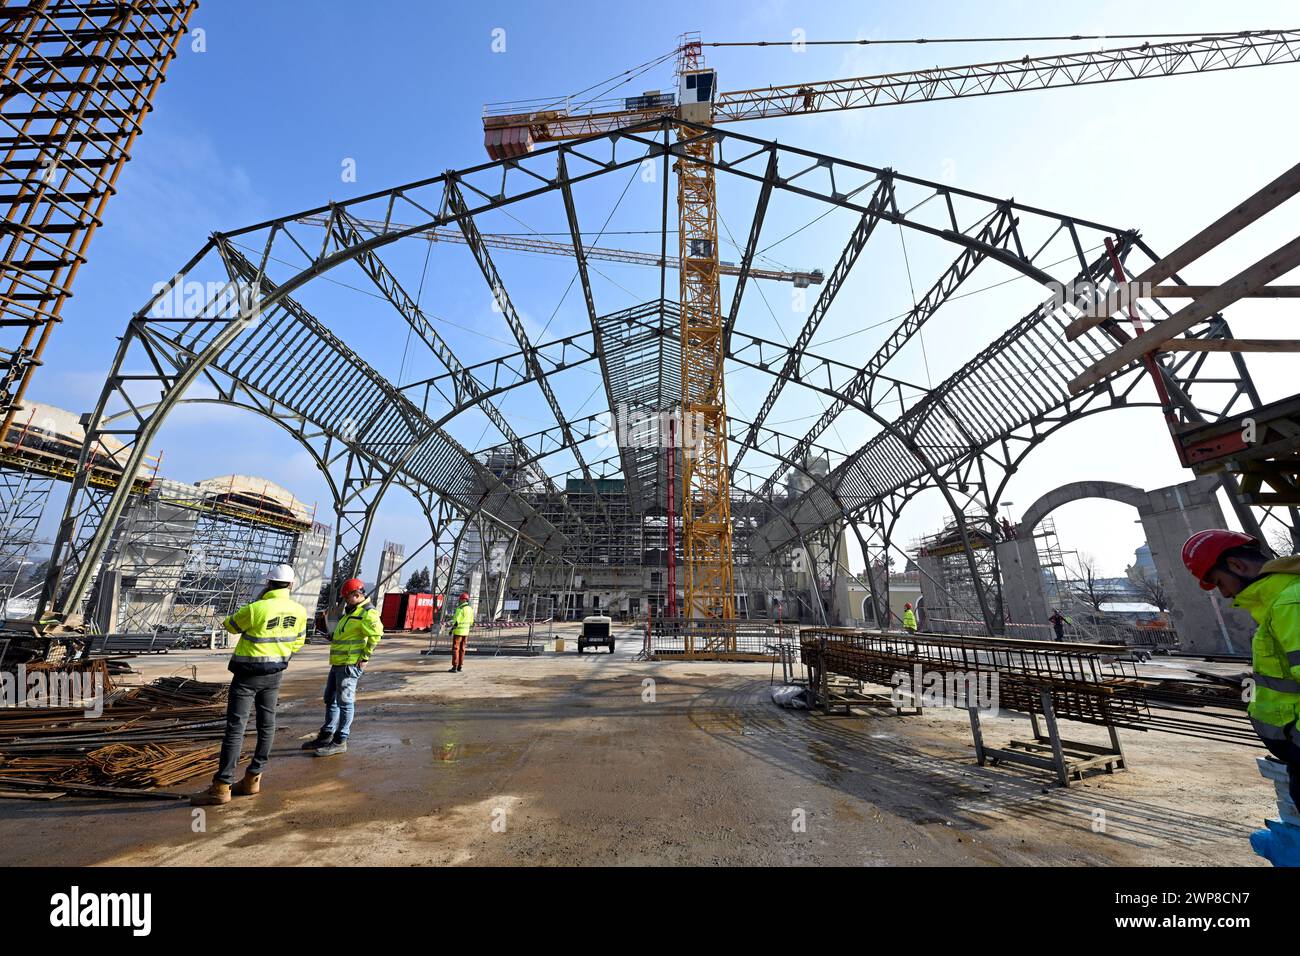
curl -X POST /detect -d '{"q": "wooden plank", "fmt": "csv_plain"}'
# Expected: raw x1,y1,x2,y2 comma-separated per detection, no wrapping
0,775,185,800
1069,234,1300,393
1148,284,1300,298
1159,339,1300,353
1065,160,1300,341
0,789,64,800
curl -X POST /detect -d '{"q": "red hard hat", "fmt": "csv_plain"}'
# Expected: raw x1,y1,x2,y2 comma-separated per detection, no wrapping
1182,530,1257,590
459,592,470,601
341,577,365,596
904,602,913,610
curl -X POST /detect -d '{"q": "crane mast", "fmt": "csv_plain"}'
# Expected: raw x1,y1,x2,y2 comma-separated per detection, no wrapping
674,36,735,625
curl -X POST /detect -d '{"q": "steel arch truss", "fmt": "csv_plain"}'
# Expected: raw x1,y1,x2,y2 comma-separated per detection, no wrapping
35,117,1272,624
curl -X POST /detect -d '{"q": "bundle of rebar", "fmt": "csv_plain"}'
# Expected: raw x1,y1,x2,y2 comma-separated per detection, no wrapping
0,673,234,798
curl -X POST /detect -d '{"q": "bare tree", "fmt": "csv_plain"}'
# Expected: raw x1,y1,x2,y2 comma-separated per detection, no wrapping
1267,525,1298,557
1070,552,1106,613
1129,566,1169,612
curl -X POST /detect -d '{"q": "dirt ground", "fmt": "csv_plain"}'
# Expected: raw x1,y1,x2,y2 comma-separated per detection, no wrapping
0,626,1274,866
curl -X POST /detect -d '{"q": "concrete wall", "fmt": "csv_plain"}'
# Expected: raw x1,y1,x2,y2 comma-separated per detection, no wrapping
997,535,1050,627
1001,477,1253,655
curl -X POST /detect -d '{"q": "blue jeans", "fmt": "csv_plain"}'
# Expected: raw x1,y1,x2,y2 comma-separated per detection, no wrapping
321,664,362,741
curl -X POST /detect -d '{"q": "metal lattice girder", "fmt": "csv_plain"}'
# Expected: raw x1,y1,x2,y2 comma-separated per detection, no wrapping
711,31,1300,121
40,238,566,618
730,174,895,475
446,179,614,528
328,207,599,539
0,1,197,442
752,204,1020,498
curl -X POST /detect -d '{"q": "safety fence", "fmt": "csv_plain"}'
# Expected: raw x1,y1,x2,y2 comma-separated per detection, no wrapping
423,619,550,656
644,619,800,661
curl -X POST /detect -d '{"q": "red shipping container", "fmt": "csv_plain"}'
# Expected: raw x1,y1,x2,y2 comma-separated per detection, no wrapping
406,592,434,630
380,592,405,630
380,592,436,631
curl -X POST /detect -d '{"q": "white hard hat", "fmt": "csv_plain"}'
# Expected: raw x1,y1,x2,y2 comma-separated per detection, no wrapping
268,563,296,587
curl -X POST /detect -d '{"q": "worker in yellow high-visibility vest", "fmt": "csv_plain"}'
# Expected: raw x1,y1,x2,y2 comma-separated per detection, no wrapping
304,577,383,757
448,592,475,672
1183,530,1300,812
192,564,308,806
901,602,918,633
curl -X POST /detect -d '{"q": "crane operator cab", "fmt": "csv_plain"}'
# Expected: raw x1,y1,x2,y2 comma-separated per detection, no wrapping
679,69,716,124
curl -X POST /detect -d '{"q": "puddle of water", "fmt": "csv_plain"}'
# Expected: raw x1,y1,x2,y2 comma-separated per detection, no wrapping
433,741,496,763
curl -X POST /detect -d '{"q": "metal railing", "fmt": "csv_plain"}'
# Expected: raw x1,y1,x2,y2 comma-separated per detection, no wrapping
924,616,1179,650
646,619,799,659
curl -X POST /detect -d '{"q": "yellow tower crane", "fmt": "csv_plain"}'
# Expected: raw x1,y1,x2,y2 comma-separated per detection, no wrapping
482,28,1300,626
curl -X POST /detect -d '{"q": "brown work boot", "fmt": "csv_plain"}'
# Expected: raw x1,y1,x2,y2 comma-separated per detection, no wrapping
233,773,261,797
190,780,232,807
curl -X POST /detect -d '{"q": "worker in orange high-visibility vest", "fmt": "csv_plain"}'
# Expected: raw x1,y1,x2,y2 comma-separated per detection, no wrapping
448,592,475,672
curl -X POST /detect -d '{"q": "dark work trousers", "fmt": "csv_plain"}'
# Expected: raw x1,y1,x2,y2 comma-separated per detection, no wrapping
1261,722,1300,809
216,670,284,784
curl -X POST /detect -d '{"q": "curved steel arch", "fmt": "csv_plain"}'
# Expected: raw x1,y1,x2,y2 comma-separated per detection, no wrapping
39,241,564,618
35,117,1269,629
144,395,480,595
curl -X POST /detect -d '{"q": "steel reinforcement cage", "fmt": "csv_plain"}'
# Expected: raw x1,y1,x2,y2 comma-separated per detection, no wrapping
800,627,1149,727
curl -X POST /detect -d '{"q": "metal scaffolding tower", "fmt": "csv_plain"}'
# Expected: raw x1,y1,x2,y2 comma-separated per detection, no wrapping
103,480,300,635
915,517,1003,633
0,466,53,617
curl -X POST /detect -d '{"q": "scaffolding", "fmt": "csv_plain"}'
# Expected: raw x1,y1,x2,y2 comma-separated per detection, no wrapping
0,466,54,617
1032,516,1072,609
914,516,1002,631
103,480,301,635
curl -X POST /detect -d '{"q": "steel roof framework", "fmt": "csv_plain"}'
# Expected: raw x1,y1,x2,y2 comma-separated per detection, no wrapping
36,119,1273,628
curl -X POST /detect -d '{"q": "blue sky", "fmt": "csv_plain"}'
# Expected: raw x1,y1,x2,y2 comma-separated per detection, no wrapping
28,0,1300,581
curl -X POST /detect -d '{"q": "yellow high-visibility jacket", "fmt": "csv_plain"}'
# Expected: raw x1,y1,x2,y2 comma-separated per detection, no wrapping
1234,556,1300,744
452,601,475,637
902,609,917,631
224,587,309,675
330,599,383,666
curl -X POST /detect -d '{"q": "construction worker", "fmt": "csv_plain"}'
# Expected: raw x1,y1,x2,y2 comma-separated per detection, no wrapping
1182,529,1300,810
448,591,474,672
1049,608,1067,641
901,602,918,633
303,577,383,757
192,564,308,806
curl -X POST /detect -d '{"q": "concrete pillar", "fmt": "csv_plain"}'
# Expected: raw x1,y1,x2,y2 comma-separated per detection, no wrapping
996,536,1051,627
1136,478,1254,656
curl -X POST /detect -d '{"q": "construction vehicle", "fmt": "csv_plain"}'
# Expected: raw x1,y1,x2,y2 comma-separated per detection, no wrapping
578,613,615,654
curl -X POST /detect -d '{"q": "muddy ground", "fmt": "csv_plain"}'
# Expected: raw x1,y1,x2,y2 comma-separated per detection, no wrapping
0,626,1272,866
